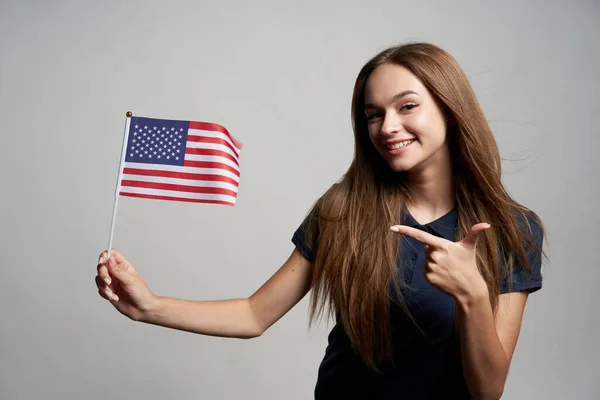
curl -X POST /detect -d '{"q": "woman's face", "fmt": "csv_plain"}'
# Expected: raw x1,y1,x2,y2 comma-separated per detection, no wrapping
363,63,451,175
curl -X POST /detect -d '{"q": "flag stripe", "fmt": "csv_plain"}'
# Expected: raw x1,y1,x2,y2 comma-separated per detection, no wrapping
121,180,237,197
182,160,240,177
183,154,240,172
187,130,240,157
120,191,236,206
185,147,239,166
123,162,240,182
121,174,239,193
185,141,240,162
122,167,239,186
188,122,241,154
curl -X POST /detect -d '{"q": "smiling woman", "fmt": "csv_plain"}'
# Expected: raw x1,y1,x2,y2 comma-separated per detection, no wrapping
95,42,545,400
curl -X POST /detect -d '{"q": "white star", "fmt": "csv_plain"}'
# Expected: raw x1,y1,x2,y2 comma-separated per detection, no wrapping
158,155,161,159
129,153,133,157
163,151,166,155
135,150,139,154
162,127,166,131
176,149,180,153
140,154,144,158
133,132,137,136
176,156,179,160
167,156,170,159
171,127,175,131
145,151,148,154
154,151,157,155
178,135,182,139
153,126,157,130
135,125,139,129
178,142,181,145
144,125,148,129
149,155,152,158
179,128,183,131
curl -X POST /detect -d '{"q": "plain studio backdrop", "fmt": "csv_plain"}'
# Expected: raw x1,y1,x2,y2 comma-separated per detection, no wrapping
1,0,599,399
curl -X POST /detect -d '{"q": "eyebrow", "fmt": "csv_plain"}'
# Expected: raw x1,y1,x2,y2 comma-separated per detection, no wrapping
364,90,420,109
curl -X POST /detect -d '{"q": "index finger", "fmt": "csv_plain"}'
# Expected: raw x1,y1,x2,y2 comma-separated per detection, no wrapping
390,225,446,248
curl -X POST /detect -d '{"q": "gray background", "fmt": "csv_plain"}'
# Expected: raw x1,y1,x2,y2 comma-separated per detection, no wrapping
1,0,598,399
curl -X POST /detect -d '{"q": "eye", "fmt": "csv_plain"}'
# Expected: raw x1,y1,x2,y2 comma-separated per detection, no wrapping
400,103,418,112
365,112,383,121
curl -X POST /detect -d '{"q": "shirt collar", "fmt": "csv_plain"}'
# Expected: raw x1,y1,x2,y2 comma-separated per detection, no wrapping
402,205,458,241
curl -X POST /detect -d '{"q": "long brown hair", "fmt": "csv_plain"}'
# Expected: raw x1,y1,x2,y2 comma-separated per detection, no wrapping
306,42,545,371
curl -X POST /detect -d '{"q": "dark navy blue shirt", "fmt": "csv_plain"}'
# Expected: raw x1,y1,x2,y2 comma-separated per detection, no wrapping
292,207,543,399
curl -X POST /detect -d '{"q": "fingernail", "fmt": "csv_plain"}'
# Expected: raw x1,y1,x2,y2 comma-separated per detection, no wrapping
109,256,116,266
111,294,119,302
390,226,400,232
105,290,113,299
104,278,111,285
98,256,103,264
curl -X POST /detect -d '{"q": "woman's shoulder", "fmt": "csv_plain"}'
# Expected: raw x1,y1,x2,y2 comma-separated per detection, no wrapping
509,205,544,244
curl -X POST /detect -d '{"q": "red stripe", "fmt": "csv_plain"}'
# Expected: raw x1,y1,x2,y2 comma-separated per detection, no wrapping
120,192,234,206
183,160,240,177
185,147,239,166
188,121,242,155
122,167,239,186
187,136,240,158
121,180,238,197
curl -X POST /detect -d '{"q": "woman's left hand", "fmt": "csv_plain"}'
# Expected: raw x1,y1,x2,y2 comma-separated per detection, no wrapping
390,223,491,303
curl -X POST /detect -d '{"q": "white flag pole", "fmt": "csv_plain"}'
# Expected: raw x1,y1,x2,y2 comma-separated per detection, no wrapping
106,111,133,259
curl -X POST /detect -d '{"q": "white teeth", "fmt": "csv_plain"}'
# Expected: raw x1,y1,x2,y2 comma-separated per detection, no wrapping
387,140,414,150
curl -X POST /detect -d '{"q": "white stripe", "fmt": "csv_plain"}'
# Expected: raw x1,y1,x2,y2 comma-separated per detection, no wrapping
121,174,239,193
119,186,237,204
188,129,241,154
123,162,239,182
184,154,240,172
186,141,239,161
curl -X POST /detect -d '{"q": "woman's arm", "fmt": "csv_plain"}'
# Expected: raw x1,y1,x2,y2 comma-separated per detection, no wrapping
97,248,313,339
455,288,529,399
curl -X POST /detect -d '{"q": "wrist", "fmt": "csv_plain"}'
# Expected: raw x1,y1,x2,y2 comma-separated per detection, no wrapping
455,280,489,313
139,294,162,323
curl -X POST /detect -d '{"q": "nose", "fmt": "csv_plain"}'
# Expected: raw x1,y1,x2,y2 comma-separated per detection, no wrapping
381,113,402,137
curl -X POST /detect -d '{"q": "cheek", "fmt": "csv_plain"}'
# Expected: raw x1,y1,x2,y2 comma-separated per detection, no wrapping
409,114,446,144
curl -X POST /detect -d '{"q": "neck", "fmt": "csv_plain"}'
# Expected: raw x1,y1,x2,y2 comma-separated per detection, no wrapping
403,148,455,222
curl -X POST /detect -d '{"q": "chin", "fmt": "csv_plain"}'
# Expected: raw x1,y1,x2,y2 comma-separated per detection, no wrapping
386,159,417,173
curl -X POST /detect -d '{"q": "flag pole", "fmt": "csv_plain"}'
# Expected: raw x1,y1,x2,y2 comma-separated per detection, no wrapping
106,111,132,259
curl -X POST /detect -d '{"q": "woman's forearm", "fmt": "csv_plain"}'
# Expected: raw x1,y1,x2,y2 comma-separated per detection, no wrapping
141,296,263,339
455,289,509,400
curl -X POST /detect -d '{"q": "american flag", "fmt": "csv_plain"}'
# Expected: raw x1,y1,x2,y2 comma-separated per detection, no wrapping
117,115,242,206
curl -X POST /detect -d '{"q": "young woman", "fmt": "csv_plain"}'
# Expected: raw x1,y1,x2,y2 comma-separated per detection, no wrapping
95,42,544,399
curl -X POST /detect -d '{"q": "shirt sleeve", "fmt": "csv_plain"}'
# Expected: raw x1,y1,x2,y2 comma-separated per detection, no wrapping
291,206,320,263
499,212,544,294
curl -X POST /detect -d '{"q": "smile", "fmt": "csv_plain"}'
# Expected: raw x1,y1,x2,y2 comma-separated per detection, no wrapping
386,140,414,150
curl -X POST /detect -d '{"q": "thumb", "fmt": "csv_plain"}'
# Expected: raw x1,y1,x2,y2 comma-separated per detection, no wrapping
106,249,138,284
461,223,491,248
